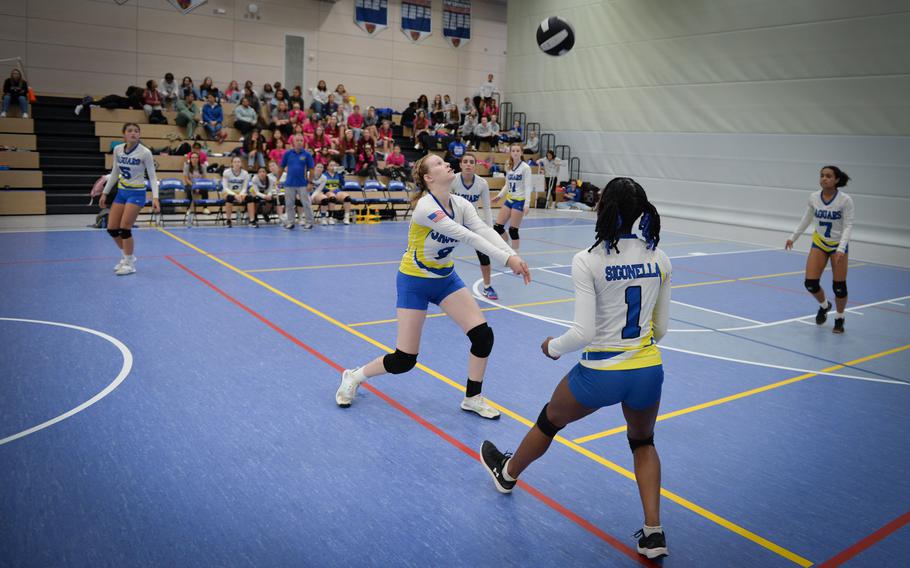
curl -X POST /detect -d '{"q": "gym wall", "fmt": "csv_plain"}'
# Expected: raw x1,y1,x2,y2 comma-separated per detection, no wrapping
507,0,910,263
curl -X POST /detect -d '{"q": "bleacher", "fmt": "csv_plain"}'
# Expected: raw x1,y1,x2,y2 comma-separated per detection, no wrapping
0,113,44,215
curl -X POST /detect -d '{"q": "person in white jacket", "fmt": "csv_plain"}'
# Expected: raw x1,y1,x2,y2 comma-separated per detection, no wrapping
336,154,531,419
491,144,533,251
480,177,672,560
785,165,855,334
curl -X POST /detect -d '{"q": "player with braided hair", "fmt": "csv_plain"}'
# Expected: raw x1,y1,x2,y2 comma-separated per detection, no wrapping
480,177,672,559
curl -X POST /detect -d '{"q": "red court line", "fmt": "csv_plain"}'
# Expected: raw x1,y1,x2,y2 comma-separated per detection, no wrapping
165,254,653,566
816,510,910,567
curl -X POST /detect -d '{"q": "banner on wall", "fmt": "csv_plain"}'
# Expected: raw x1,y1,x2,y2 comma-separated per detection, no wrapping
442,0,471,47
354,0,388,36
401,0,432,44
166,0,208,15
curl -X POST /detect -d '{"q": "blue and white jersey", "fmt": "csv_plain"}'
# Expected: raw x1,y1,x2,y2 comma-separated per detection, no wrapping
505,161,533,202
789,190,855,253
451,173,492,226
399,193,514,279
549,237,672,371
221,168,251,196
104,143,158,198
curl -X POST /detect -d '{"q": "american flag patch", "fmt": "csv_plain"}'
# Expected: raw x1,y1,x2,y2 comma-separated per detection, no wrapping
427,210,446,223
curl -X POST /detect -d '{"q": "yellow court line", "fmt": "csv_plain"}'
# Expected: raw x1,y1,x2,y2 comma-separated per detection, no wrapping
573,343,910,444
348,297,576,327
157,228,813,567
674,264,866,289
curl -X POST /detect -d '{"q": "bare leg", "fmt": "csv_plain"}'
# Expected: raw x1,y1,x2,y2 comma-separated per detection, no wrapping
831,252,849,313
480,264,492,287
495,205,511,247
439,288,487,380
622,401,662,527
360,308,426,378
119,204,142,256
805,248,829,304
507,376,596,477
107,202,125,252
509,208,525,252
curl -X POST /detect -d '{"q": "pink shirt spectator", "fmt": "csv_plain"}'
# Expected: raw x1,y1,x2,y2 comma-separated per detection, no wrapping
302,120,317,136
289,108,306,124
269,148,286,164
385,152,405,167
185,151,208,165
347,112,364,129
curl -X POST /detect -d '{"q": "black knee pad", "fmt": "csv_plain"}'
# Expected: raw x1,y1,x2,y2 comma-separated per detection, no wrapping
508,227,520,240
536,404,563,438
343,196,351,202
629,435,654,453
466,323,494,358
476,251,490,266
804,279,821,294
493,223,505,235
120,229,133,239
328,195,338,203
226,195,237,204
382,349,418,375
107,228,121,239
833,280,847,298
320,198,329,206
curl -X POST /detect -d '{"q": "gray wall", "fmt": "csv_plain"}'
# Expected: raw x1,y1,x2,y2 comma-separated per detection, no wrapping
0,0,507,111
506,0,910,261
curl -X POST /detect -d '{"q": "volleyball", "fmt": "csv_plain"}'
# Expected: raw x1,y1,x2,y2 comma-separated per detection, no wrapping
536,16,575,56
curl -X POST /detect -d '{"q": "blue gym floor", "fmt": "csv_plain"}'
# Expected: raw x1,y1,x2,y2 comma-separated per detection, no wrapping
2,214,908,567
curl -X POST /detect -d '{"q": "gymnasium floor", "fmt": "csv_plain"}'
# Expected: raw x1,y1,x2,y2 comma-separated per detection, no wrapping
1,212,908,567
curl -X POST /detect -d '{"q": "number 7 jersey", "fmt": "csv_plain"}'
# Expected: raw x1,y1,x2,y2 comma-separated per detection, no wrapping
789,190,855,254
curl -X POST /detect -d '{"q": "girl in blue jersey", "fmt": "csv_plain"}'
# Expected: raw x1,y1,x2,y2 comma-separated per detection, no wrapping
480,178,672,559
99,123,159,276
492,143,533,252
336,154,531,418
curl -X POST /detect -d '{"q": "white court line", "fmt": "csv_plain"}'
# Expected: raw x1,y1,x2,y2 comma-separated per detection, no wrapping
887,301,906,306
0,317,133,446
668,247,777,260
671,300,763,324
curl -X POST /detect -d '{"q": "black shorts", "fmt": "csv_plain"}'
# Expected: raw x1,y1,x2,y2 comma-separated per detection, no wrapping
476,251,490,266
225,194,251,204
277,195,302,207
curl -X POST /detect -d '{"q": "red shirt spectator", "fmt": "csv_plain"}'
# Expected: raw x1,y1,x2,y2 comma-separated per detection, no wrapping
385,149,405,167
347,107,364,129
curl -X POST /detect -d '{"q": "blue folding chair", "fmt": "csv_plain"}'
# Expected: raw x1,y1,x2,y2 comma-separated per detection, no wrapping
386,180,412,219
157,178,191,226
192,178,224,225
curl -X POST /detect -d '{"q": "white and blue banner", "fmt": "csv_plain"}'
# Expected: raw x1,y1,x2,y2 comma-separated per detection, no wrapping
401,0,432,44
354,0,388,36
442,0,470,47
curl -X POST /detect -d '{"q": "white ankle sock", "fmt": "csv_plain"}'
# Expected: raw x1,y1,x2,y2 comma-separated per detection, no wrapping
501,458,516,482
835,311,844,318
643,524,663,536
820,301,830,309
350,366,367,383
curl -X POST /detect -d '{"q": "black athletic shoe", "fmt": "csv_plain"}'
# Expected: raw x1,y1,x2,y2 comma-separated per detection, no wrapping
634,529,669,559
250,220,259,228
480,440,516,494
833,317,845,334
227,219,233,228
815,301,832,324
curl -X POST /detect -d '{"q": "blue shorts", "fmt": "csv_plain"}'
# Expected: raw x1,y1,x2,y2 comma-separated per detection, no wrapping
811,243,848,255
504,198,525,210
113,188,147,208
567,363,663,410
396,271,465,310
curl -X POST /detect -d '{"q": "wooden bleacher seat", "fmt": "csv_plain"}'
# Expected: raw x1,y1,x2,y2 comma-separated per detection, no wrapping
94,122,253,143
91,104,238,126
0,133,36,150
0,118,34,134
0,170,41,188
0,151,39,169
99,137,241,154
105,153,234,172
0,190,45,214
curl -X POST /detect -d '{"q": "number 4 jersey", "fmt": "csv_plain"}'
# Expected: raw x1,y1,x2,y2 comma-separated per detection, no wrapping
789,190,855,254
399,192,515,279
548,236,672,371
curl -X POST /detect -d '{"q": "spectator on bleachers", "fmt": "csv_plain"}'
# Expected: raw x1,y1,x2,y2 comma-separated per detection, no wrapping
480,99,499,121
413,109,431,151
444,94,456,113
159,73,179,111
271,87,287,114
250,165,279,223
242,86,262,119
340,128,358,173
310,80,329,115
202,93,229,143
380,144,410,181
341,95,354,123
234,97,258,135
224,80,243,104
500,118,522,144
473,116,496,150
174,91,199,139
273,81,290,101
259,82,275,110
185,141,209,168
289,101,306,130
180,76,200,100
244,128,267,169
308,124,336,166
537,149,561,205
555,179,591,211
322,93,338,119
356,145,379,180
478,73,498,108
334,84,349,104
416,94,429,111
325,115,341,144
357,128,375,156
445,100,460,130
199,76,219,101
377,119,394,156
183,151,212,214
289,85,305,109
460,109,478,147
459,97,474,123
364,106,380,141
524,131,540,155
301,112,318,136
444,137,467,172
347,104,365,140
269,137,287,165
431,94,445,124
244,80,258,99
141,79,163,120
269,98,294,139
401,101,418,129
